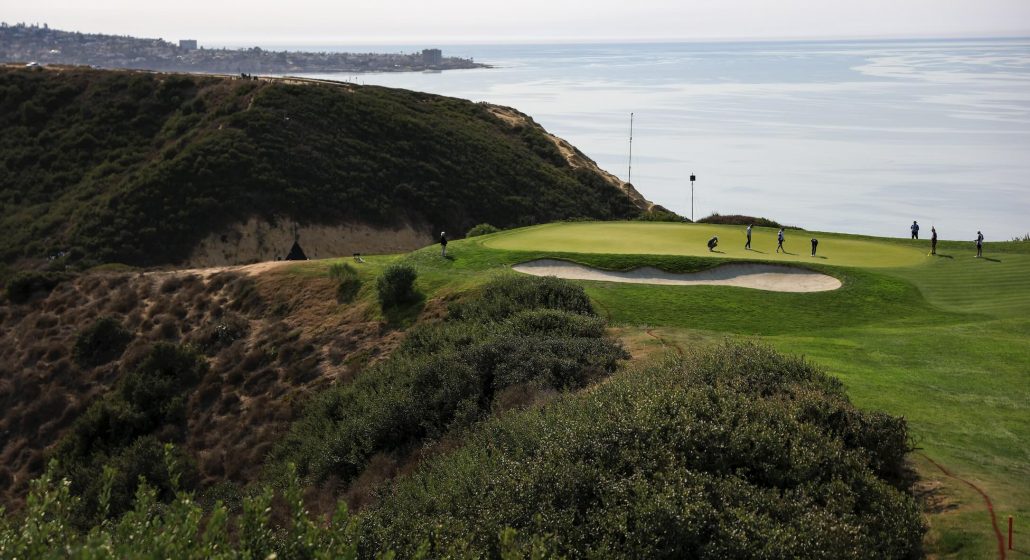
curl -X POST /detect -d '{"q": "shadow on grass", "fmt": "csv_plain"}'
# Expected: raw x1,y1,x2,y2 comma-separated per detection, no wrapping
746,248,766,254
811,255,827,259
709,249,725,254
981,256,1002,263
934,254,954,259
383,293,427,328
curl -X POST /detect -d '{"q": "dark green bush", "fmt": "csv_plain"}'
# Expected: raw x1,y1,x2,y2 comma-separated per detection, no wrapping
448,274,595,322
329,262,362,303
466,223,500,237
376,263,417,308
73,316,132,368
358,343,925,559
699,212,799,229
190,313,248,354
53,343,207,522
4,270,71,303
636,208,685,222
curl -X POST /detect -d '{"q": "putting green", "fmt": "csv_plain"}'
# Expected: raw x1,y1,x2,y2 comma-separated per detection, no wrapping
484,221,930,268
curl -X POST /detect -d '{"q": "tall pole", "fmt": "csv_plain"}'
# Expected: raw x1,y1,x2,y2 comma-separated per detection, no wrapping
690,173,696,222
628,113,634,185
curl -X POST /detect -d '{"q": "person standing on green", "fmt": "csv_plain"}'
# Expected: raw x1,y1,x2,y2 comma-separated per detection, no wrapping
776,228,785,253
440,231,448,257
975,231,984,258
745,224,753,250
930,226,938,255
911,221,920,239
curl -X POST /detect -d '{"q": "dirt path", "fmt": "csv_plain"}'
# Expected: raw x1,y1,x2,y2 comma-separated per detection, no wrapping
513,259,842,293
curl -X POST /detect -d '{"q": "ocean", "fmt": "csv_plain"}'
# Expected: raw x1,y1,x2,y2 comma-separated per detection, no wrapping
289,39,1030,239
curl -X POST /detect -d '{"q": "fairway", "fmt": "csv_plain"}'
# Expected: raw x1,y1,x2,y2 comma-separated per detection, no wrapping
485,221,930,268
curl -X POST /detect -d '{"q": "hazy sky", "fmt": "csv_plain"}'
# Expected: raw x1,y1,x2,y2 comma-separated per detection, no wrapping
4,0,1030,45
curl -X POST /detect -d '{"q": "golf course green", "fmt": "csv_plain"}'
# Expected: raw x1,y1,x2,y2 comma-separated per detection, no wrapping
299,220,1027,559
484,221,930,268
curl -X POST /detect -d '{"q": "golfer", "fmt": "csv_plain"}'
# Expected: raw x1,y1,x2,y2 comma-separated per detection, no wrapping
440,231,448,257
811,238,819,256
911,220,920,240
776,228,785,253
745,224,752,250
930,227,938,256
975,231,984,258
707,236,719,252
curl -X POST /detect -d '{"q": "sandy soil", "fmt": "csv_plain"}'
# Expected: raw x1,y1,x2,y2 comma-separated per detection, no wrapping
512,259,842,292
187,217,432,267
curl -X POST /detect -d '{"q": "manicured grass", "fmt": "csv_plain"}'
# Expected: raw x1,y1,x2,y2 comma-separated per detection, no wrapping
485,221,930,268
285,224,1029,559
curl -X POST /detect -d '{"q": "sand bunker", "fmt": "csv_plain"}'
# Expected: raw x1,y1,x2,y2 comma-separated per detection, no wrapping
512,259,842,293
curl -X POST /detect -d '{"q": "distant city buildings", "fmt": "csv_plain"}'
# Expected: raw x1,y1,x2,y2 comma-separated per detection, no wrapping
422,48,442,67
0,23,484,74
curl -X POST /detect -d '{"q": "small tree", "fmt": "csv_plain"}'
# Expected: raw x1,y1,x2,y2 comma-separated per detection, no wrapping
73,317,132,368
377,264,418,308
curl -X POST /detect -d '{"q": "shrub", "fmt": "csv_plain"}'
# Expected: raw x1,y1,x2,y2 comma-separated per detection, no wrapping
329,262,362,303
449,274,595,322
270,275,625,488
699,213,799,229
190,313,248,354
72,316,132,368
636,208,685,222
4,270,72,303
376,263,418,308
358,343,925,559
466,223,500,237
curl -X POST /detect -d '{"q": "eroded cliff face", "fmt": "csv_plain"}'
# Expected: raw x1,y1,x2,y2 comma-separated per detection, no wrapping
187,217,433,266
486,104,663,213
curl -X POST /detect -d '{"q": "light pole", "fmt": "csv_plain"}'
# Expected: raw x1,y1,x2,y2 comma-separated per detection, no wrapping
689,173,696,222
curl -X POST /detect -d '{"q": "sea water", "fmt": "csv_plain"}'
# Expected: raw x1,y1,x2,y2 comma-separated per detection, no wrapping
291,39,1030,239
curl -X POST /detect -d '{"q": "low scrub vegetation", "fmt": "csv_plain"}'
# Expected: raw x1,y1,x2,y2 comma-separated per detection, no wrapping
72,316,132,368
466,223,500,237
328,262,362,303
52,343,207,524
359,342,924,558
4,270,72,303
699,212,797,229
270,274,627,487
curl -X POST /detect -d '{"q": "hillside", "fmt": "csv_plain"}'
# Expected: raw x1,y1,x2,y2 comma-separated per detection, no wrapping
0,66,653,269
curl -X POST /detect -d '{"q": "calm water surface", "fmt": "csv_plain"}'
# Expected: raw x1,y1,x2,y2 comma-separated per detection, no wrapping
290,39,1030,239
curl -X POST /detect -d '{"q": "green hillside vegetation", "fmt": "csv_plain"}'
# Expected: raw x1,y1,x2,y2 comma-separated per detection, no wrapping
0,67,644,268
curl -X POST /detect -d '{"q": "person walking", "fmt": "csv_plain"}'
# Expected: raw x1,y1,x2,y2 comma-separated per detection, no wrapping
707,236,719,252
930,226,938,256
975,230,984,258
745,224,752,250
440,231,448,257
810,238,819,256
911,220,920,240
776,228,785,253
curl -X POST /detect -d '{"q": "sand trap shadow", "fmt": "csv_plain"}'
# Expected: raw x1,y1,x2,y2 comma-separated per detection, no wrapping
512,259,842,293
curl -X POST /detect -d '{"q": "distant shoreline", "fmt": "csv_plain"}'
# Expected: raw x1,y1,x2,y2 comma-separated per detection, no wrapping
0,22,487,74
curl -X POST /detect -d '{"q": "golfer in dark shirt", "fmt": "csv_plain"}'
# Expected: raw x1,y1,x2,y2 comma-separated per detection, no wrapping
811,238,819,256
707,236,719,252
440,231,448,257
930,227,938,255
776,229,785,253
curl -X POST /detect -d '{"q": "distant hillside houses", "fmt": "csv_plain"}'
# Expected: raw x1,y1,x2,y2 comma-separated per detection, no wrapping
0,22,484,73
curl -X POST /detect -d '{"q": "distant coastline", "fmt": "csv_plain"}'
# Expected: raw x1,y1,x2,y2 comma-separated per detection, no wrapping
0,22,487,74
